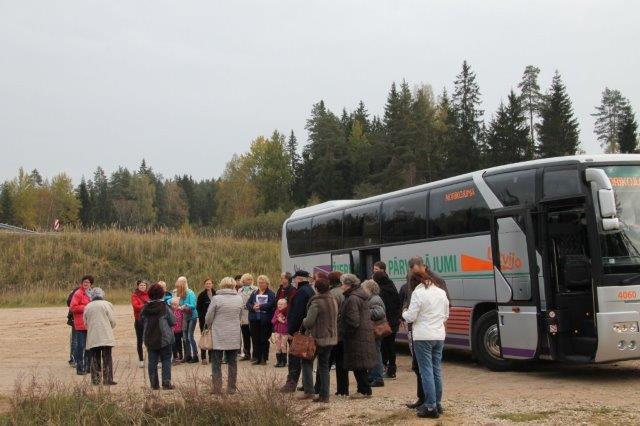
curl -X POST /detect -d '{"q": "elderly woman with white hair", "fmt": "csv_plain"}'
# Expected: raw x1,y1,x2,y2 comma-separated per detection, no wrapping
83,287,117,386
205,276,244,394
175,276,199,363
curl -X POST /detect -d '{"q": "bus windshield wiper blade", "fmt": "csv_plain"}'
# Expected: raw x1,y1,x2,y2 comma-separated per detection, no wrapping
622,274,640,285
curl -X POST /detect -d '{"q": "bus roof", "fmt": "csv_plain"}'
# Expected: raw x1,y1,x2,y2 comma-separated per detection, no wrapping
287,154,640,222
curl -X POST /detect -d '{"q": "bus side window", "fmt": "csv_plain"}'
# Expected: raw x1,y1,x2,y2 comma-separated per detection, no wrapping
547,210,590,292
485,169,536,207
286,219,312,255
381,192,427,243
543,168,581,199
428,182,490,238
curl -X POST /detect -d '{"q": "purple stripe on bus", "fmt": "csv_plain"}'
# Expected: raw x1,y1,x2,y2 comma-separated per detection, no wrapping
314,265,332,274
445,337,470,347
502,347,536,358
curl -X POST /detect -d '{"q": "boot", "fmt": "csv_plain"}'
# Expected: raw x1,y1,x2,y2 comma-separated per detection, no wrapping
274,353,282,367
280,353,287,367
162,381,175,390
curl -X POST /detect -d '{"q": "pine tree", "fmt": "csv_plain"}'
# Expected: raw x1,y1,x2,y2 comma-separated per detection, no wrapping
411,84,442,182
91,167,112,226
0,183,14,224
434,89,456,179
286,131,300,174
592,88,629,153
353,100,370,134
518,65,542,157
77,177,92,227
304,100,350,200
340,108,352,139
485,90,532,167
537,71,580,158
449,60,483,175
29,169,43,187
618,105,638,153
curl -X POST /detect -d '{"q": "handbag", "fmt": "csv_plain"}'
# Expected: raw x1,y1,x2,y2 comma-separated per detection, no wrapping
199,326,214,351
289,332,316,360
373,317,392,338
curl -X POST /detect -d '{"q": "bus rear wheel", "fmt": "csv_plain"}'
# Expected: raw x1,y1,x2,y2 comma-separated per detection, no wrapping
473,311,514,372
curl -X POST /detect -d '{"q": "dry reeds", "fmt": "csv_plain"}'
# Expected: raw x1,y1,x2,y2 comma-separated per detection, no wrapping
0,229,280,307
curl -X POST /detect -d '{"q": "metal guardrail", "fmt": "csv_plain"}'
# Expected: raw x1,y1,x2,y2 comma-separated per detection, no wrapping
0,223,38,234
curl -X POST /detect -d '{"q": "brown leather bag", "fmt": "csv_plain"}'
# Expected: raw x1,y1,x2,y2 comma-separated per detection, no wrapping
373,317,392,338
289,332,317,360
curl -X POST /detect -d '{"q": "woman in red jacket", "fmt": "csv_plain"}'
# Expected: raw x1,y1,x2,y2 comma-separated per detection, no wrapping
131,280,149,368
69,275,94,375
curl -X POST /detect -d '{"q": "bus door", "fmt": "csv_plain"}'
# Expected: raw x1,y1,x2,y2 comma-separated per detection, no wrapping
490,207,540,360
349,249,380,281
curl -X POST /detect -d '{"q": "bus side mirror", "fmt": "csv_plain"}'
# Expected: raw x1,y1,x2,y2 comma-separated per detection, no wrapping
598,189,616,218
585,168,619,231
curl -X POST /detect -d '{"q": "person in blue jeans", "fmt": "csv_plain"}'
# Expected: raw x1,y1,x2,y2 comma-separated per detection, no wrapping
141,283,177,390
402,271,450,419
175,276,199,363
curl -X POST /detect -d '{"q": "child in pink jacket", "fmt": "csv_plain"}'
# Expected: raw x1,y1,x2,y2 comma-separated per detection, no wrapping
271,298,289,368
170,298,185,364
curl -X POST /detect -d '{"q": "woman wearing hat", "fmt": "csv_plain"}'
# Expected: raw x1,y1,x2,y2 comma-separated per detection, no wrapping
83,287,117,385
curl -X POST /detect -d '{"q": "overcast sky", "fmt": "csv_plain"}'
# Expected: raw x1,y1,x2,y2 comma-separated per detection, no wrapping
1,0,638,184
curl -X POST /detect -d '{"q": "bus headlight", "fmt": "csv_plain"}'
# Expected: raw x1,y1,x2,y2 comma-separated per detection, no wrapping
618,340,626,350
613,322,639,333
628,341,637,350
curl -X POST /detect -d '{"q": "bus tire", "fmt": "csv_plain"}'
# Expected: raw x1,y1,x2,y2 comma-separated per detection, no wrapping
473,311,514,372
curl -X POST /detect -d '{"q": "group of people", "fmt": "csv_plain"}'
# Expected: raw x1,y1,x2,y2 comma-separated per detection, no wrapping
65,256,449,419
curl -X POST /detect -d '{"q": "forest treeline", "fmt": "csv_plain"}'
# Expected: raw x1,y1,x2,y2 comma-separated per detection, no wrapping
1,61,637,233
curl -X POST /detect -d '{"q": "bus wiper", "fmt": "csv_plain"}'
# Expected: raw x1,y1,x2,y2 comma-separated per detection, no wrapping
622,274,640,285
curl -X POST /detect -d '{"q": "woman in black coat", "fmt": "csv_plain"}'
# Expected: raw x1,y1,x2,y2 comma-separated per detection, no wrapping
196,278,216,364
373,271,401,378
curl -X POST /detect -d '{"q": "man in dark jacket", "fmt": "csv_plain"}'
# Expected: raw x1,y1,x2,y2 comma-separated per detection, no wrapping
373,270,401,378
280,270,316,393
275,272,297,303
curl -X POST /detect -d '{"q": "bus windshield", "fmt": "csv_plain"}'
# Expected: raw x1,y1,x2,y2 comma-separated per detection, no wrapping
600,165,640,274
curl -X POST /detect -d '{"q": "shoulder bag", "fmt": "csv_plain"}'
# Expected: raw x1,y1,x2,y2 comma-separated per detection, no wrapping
289,332,316,360
199,326,214,351
373,317,392,338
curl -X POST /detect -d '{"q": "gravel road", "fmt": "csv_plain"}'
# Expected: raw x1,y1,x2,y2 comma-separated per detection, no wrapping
1,305,639,424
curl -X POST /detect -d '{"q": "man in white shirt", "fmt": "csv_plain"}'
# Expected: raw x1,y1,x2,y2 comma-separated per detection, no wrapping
402,276,449,419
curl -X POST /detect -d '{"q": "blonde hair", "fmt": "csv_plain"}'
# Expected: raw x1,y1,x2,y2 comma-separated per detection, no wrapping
257,275,270,286
361,279,380,295
277,298,288,308
241,273,254,284
170,297,180,307
157,281,167,290
175,276,189,299
219,277,236,290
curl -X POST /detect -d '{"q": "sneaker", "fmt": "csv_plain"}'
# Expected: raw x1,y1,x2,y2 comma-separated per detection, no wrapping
227,388,237,395
384,372,396,379
297,393,314,401
437,404,444,414
240,355,251,361
313,396,329,403
370,380,385,388
417,407,439,419
349,392,372,399
162,383,176,390
405,400,424,409
138,361,144,368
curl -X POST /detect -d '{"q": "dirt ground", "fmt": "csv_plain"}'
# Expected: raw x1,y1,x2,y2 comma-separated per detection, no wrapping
1,305,640,425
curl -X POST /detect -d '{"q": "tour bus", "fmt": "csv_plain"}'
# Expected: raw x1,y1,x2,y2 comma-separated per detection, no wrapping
281,154,640,370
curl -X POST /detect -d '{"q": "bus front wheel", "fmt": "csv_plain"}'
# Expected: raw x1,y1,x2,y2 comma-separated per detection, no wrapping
473,311,514,372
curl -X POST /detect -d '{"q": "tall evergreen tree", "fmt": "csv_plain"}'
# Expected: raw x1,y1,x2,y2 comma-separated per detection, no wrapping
176,175,197,224
353,100,370,134
449,60,483,175
77,177,92,227
411,84,443,182
0,183,14,224
304,100,350,200
340,108,352,139
484,90,532,167
286,130,300,173
29,169,44,187
518,65,542,157
91,167,112,226
537,72,580,158
618,105,639,154
592,88,629,153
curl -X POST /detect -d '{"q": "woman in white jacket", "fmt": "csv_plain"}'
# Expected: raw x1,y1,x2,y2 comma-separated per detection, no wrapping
402,272,449,419
83,287,116,386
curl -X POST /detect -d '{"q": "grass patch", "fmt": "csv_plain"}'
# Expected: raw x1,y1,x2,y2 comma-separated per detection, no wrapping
0,230,280,307
1,375,299,425
494,410,557,422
